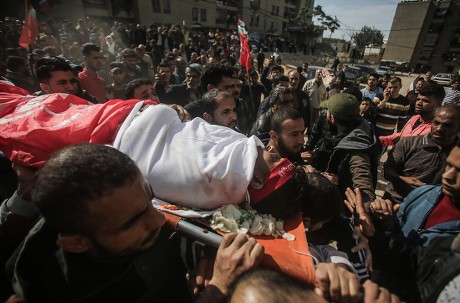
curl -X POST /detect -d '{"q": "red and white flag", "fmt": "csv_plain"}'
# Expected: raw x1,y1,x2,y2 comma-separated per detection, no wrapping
238,19,251,71
19,1,39,50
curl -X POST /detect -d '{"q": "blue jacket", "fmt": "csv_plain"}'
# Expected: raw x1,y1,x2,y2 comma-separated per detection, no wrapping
397,185,460,248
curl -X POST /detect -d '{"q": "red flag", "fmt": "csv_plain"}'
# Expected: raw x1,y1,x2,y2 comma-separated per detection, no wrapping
39,0,52,16
19,1,39,50
238,19,251,70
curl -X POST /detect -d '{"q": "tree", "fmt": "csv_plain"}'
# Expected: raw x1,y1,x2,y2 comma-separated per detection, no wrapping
353,26,384,48
292,5,340,38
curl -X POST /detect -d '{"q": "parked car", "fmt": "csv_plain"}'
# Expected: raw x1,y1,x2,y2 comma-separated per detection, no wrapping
376,66,391,76
354,64,376,83
343,66,363,87
432,73,454,86
305,65,327,80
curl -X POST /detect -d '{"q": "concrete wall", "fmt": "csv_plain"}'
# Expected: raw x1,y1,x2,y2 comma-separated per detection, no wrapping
383,1,431,63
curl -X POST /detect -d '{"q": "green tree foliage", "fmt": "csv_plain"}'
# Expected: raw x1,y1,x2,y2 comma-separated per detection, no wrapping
353,26,384,48
292,5,340,38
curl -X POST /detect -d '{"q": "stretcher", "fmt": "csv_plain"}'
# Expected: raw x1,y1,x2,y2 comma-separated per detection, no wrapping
157,203,316,285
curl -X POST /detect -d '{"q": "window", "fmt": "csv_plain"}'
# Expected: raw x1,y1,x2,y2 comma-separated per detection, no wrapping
271,5,275,15
152,0,160,13
162,0,171,14
192,7,199,22
200,8,207,22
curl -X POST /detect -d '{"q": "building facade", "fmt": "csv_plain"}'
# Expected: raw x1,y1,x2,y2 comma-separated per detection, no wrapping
383,0,460,74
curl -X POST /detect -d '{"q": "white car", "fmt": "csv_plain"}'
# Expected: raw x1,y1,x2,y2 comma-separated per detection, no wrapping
432,73,453,86
376,66,391,76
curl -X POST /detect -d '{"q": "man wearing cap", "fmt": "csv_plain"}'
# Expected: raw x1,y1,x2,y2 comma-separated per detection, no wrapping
311,93,381,205
156,63,203,106
106,65,126,100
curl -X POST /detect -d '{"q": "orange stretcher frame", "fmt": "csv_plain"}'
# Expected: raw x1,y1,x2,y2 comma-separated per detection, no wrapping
162,211,316,285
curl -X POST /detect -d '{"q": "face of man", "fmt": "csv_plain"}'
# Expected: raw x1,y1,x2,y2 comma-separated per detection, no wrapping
208,94,237,129
85,50,104,71
386,81,401,98
270,69,281,79
452,80,460,91
85,174,165,259
124,57,138,71
111,70,125,85
40,70,78,94
230,79,242,99
272,93,294,112
250,74,258,85
158,66,171,83
288,71,300,90
415,94,438,116
360,100,370,115
271,118,305,157
425,72,433,81
431,109,460,147
367,76,378,89
215,76,234,94
314,69,322,83
442,146,460,202
186,71,200,90
167,59,176,73
302,63,308,71
415,80,425,92
133,84,159,102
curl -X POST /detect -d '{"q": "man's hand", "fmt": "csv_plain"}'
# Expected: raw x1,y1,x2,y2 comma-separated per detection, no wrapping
12,163,36,201
351,227,373,273
320,68,336,88
399,176,426,188
369,199,400,221
315,263,361,303
344,188,375,237
207,233,264,296
362,280,400,303
169,104,191,122
300,151,313,164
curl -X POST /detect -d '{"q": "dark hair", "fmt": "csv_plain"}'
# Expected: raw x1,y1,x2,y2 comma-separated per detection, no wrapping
418,83,446,103
201,63,234,90
121,48,137,59
269,86,291,106
35,56,73,83
125,78,153,99
270,107,303,133
250,70,258,77
253,166,305,219
362,97,372,102
369,73,380,80
81,43,101,56
389,76,401,85
6,56,26,72
300,172,342,224
201,88,233,116
157,60,170,70
342,86,363,101
32,143,139,235
269,65,282,74
228,269,316,303
272,75,289,86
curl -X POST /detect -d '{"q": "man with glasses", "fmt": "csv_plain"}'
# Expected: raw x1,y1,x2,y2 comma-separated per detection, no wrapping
35,56,100,103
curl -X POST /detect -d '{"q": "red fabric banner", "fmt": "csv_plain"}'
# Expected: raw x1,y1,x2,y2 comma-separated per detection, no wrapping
19,1,39,50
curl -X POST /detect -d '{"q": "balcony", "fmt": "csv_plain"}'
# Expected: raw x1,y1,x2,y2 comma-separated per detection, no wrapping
216,0,238,11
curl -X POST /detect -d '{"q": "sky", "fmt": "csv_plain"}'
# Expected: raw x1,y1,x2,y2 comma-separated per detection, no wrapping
314,0,400,40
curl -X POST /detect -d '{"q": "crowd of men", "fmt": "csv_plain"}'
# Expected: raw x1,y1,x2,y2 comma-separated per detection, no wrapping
0,14,460,303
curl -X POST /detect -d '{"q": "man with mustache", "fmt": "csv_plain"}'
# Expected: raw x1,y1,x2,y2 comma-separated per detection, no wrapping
5,143,264,302
383,105,459,204
201,89,238,131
